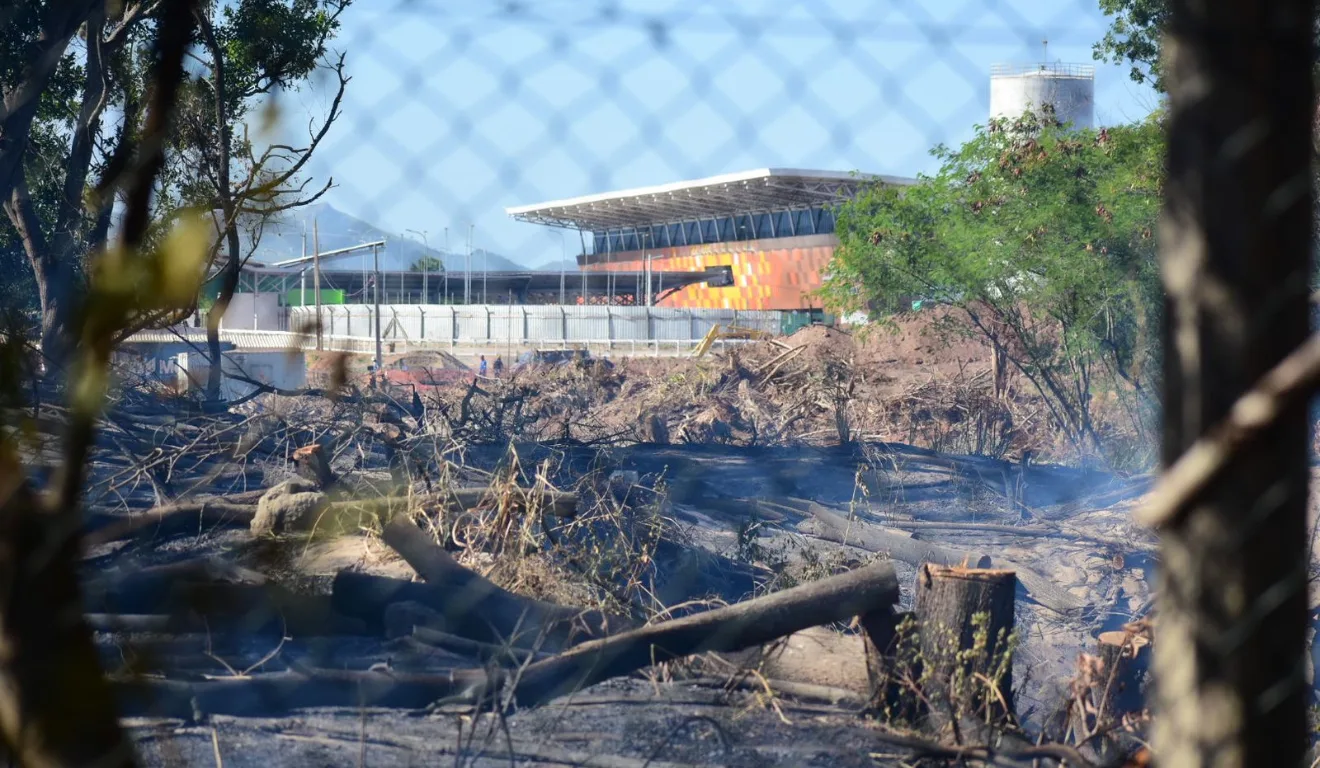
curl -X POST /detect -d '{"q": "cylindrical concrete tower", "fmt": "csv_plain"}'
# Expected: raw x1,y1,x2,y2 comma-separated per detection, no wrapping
989,63,1096,129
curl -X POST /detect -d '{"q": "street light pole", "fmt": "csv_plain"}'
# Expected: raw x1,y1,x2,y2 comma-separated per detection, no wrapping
374,242,383,373
469,224,480,306
558,231,566,305
406,228,429,303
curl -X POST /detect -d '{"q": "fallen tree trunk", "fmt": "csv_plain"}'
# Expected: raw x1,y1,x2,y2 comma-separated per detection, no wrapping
84,501,257,549
499,557,900,709
880,520,1156,555
410,626,548,666
85,613,190,633
82,487,579,549
337,516,634,651
802,504,1086,616
331,570,630,652
119,557,900,717
802,504,992,569
83,560,366,636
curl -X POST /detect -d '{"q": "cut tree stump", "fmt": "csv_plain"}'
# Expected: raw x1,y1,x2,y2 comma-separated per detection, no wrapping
913,564,1017,737
293,444,337,489
1092,629,1151,730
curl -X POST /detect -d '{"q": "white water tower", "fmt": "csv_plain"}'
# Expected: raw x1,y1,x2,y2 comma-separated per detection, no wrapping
989,61,1096,129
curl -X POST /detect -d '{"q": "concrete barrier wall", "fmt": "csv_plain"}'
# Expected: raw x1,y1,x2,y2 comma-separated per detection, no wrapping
177,350,307,401
288,305,784,345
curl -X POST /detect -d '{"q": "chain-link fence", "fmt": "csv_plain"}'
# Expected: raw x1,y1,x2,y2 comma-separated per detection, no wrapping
0,0,1316,765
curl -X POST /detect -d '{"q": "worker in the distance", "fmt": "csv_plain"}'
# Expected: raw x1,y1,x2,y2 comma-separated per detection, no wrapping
479,355,488,378
493,356,504,377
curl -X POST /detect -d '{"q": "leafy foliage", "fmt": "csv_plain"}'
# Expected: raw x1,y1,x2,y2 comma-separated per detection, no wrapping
1092,0,1169,91
0,0,349,361
1094,0,1320,94
410,255,445,272
824,110,1164,462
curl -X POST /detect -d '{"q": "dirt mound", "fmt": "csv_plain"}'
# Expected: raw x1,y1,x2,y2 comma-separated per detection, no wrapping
771,310,993,386
394,350,468,371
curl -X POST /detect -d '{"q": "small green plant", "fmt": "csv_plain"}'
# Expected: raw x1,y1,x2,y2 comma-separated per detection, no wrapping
733,517,766,564
870,611,1020,733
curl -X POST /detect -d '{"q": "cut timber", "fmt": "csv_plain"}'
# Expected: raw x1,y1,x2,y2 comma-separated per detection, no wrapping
914,564,1017,736
333,570,631,654
84,501,257,549
126,557,901,718
379,515,632,651
803,503,991,569
803,504,1085,616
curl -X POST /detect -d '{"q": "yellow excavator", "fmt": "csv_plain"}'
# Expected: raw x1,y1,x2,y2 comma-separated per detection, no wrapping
692,324,771,358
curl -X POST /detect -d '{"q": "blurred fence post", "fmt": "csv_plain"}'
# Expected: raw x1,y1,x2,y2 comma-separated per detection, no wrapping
1154,0,1315,764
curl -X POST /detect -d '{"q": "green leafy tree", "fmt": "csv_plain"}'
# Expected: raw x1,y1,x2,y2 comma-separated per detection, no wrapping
410,255,444,272
0,0,348,383
175,0,350,399
0,0,162,364
1093,0,1169,91
824,110,1165,462
1094,0,1320,93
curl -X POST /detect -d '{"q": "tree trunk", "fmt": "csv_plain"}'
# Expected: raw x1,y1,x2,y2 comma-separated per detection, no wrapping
1092,630,1150,734
197,11,239,403
0,481,134,767
0,1,96,213
5,179,75,369
1154,0,1315,765
913,564,1017,737
991,342,1008,400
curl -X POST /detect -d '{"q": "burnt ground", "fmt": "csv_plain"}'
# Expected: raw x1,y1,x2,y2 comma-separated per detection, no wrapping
79,428,1156,765
17,318,1189,766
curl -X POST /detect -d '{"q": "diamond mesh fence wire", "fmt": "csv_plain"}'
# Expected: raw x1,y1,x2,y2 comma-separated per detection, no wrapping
2,0,1318,765
299,0,1156,280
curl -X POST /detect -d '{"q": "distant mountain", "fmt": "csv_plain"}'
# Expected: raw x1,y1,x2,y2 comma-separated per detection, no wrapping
244,203,526,273
528,257,580,272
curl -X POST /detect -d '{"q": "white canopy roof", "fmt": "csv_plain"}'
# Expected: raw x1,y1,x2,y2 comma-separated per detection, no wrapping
506,168,914,231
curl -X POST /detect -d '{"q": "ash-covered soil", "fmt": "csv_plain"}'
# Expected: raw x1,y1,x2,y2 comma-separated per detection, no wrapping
15,316,1184,766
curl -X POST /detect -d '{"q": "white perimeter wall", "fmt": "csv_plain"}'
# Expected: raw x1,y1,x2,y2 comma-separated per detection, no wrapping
177,350,306,401
289,304,786,344
221,293,283,331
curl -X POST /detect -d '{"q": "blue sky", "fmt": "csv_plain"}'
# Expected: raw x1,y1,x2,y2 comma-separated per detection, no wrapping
278,0,1160,266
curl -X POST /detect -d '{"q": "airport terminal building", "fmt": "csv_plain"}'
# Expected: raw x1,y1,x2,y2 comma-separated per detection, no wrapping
508,168,914,311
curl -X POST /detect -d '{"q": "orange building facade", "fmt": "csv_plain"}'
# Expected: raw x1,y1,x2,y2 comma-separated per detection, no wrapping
582,234,838,311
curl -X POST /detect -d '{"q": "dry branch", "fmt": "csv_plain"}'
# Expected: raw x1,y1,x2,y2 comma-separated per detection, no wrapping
374,515,633,651
120,557,899,717
84,500,257,548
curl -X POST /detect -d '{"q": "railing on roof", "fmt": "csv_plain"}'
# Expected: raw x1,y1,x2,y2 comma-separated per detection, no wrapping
990,62,1095,79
